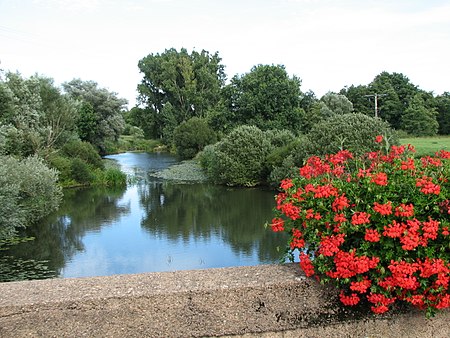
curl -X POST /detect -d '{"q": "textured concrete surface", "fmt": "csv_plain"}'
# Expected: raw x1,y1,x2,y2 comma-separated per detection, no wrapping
0,264,448,337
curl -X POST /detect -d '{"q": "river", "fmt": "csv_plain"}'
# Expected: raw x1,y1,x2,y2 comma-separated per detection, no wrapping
1,152,288,281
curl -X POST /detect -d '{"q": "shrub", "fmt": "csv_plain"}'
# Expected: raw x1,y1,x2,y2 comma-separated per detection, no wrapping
62,139,104,169
173,117,217,160
305,113,398,157
70,157,94,185
270,136,450,317
0,155,62,240
200,125,272,186
47,154,74,185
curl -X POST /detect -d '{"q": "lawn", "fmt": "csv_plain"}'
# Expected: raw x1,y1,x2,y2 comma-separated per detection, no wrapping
400,136,450,156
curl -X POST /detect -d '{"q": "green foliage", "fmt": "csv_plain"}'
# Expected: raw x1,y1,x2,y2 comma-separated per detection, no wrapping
63,79,127,154
70,158,94,185
0,155,62,241
305,113,398,156
93,168,127,187
218,64,304,133
0,72,79,157
401,94,438,136
61,139,104,169
199,125,273,186
266,136,309,186
137,48,225,141
270,144,450,317
173,117,217,159
47,154,74,186
370,72,420,129
436,92,450,135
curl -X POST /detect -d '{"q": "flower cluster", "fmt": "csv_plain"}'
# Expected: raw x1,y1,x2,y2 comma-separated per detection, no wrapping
270,136,450,317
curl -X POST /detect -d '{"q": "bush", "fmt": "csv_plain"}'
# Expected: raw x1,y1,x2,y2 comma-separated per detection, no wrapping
199,125,272,186
173,117,217,160
270,137,450,317
47,154,74,185
305,113,398,157
70,157,94,185
0,155,62,240
62,139,104,169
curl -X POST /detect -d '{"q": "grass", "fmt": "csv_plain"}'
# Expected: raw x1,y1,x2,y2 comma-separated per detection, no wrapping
400,136,450,157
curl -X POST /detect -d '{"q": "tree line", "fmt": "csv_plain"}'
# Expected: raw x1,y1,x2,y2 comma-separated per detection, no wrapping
0,71,127,242
131,48,449,143
1,47,449,241
129,48,448,187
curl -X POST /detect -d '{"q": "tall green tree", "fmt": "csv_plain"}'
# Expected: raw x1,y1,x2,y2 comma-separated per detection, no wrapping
137,48,226,141
219,64,304,133
401,94,438,136
370,72,419,129
435,92,450,135
339,85,372,115
63,79,127,154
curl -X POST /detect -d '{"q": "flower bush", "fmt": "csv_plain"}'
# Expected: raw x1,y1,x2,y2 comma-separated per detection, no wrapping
270,136,450,317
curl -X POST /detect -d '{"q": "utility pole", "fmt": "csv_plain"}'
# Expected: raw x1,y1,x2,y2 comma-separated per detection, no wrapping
364,93,387,118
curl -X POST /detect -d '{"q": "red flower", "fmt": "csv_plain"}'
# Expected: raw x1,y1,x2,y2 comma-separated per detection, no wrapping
270,218,284,232
351,212,371,226
280,202,300,220
350,278,372,293
400,158,415,170
365,229,381,242
375,135,383,143
339,291,360,306
332,194,350,212
280,178,294,190
373,201,393,215
299,252,315,277
318,234,345,256
371,172,388,186
435,150,450,159
395,203,414,218
416,176,441,195
314,184,338,198
383,220,406,238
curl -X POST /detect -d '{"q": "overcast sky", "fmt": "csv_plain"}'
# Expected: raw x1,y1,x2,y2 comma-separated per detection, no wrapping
1,0,449,107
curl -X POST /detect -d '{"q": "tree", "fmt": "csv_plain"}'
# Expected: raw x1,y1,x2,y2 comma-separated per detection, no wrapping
370,72,420,129
173,117,217,160
0,72,78,157
339,85,372,115
219,64,304,133
401,94,438,136
302,92,353,131
137,48,226,141
63,79,127,154
435,92,450,135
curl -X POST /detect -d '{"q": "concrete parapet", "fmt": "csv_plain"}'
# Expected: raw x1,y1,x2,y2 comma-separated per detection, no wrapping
0,264,448,337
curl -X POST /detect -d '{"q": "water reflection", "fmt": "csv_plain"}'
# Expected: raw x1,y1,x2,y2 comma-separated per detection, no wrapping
3,186,129,280
2,153,287,280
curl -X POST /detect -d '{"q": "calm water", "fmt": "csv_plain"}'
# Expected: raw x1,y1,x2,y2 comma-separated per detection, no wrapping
2,152,287,280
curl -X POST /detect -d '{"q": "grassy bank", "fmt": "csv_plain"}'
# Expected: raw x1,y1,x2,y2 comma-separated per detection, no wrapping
400,136,450,156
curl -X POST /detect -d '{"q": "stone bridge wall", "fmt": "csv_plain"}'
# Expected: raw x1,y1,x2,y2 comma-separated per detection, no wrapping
0,264,448,337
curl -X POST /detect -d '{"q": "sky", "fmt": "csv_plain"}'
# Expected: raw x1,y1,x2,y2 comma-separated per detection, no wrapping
1,0,449,108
